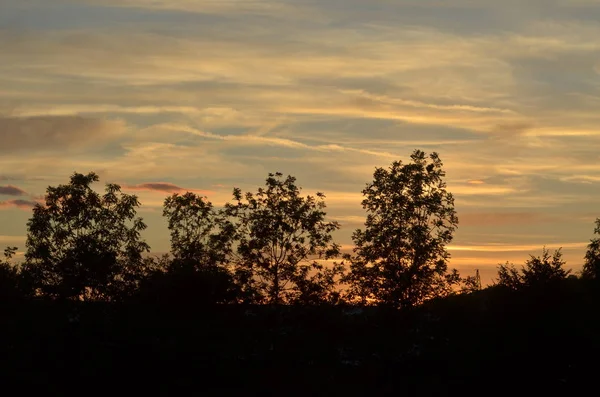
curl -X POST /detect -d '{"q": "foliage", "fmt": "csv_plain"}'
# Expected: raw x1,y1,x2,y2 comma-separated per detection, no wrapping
161,192,242,303
344,150,460,308
495,247,571,289
224,172,343,304
495,262,523,290
0,246,20,300
521,247,570,284
461,269,482,293
137,259,241,306
163,192,234,267
0,246,17,270
582,218,600,279
22,172,150,301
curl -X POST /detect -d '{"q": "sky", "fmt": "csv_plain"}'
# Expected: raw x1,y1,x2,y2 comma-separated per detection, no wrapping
1,0,600,283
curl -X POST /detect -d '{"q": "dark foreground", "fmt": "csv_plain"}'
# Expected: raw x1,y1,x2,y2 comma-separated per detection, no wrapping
2,280,600,396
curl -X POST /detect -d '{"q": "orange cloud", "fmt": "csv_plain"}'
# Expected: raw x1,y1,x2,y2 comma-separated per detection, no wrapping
0,199,37,210
448,242,587,253
123,182,214,195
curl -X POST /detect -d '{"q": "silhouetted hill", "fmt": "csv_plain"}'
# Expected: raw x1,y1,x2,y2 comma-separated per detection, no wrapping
1,278,600,395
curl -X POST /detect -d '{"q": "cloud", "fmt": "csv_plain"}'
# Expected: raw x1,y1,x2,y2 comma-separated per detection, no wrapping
123,182,214,195
0,185,26,196
0,115,126,153
448,242,588,253
163,124,400,159
449,184,519,196
458,211,555,227
328,215,367,226
0,199,37,210
560,175,600,184
79,0,317,18
0,235,26,243
15,105,202,118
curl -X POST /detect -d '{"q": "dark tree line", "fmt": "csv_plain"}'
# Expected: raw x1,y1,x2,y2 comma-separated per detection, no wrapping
1,149,597,307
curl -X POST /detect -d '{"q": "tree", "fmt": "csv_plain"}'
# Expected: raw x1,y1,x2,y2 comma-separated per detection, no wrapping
495,247,570,289
0,246,20,300
159,192,240,304
521,247,570,284
462,269,482,293
224,172,343,304
136,254,241,306
163,191,234,268
22,172,150,301
495,262,522,290
582,218,600,279
344,149,460,308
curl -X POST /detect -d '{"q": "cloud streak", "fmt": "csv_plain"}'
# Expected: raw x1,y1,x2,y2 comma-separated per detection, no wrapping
0,199,38,210
164,124,402,159
123,182,214,195
448,242,589,253
0,185,26,196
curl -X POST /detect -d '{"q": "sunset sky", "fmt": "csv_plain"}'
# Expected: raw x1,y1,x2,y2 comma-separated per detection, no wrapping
2,0,600,283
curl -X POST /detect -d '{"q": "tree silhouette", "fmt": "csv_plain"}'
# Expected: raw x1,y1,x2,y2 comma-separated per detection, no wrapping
344,149,460,308
136,254,241,305
582,218,600,279
495,262,522,290
224,172,343,304
157,192,240,304
163,192,234,267
22,172,150,301
462,269,482,293
0,246,20,300
495,247,570,289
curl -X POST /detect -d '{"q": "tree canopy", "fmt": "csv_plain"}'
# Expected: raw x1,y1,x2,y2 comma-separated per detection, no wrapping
154,192,240,304
163,191,234,269
0,246,21,300
224,172,343,304
495,247,571,289
344,150,460,308
22,172,150,301
582,218,600,280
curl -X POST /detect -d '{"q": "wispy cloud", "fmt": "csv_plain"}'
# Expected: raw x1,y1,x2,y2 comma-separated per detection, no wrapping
0,199,37,210
0,185,26,196
163,124,401,158
449,184,519,196
448,242,588,253
0,235,26,244
458,211,557,227
123,182,214,195
80,0,317,18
